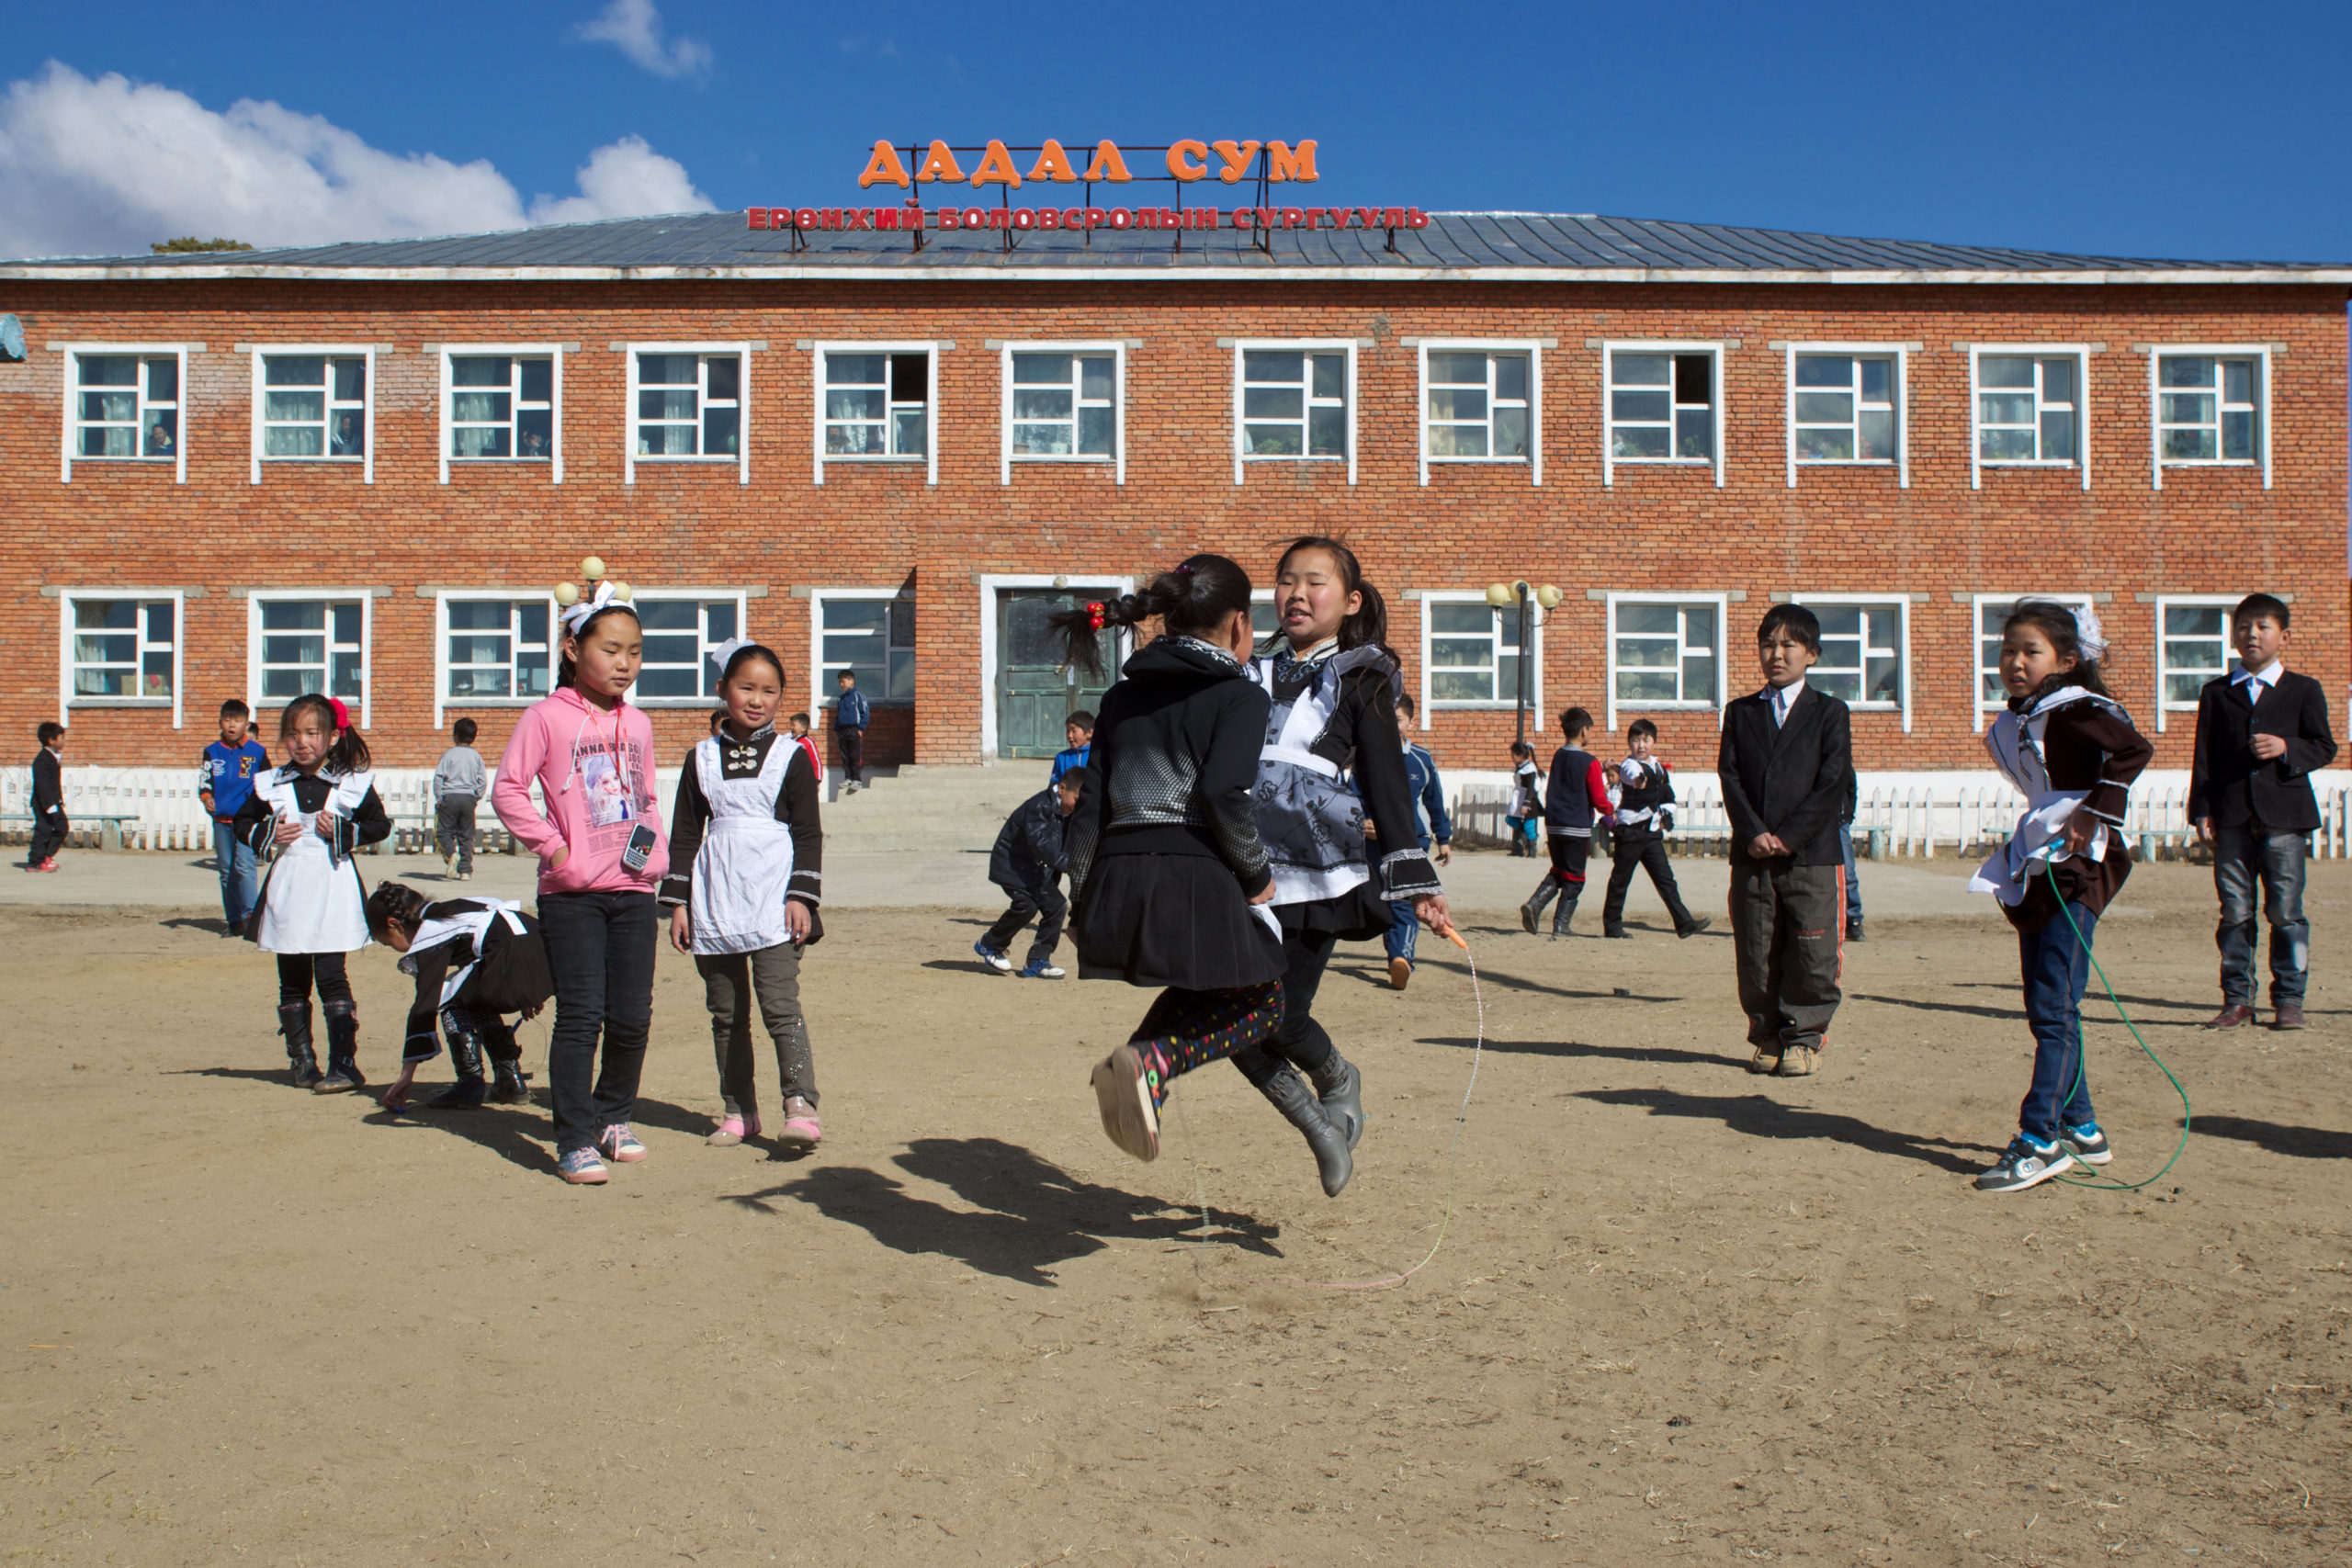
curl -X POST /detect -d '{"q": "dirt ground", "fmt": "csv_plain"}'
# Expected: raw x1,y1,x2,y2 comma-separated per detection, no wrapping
5,859,2349,1566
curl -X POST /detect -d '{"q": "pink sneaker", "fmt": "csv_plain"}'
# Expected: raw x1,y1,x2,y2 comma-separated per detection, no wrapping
597,1123,647,1163
776,1098,822,1153
706,1113,762,1146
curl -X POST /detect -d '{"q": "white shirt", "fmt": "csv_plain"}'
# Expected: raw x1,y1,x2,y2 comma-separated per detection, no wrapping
2232,659,2285,705
1765,678,1807,728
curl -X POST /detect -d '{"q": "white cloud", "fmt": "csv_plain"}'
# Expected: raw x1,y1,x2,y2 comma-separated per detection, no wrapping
0,62,713,258
577,0,712,82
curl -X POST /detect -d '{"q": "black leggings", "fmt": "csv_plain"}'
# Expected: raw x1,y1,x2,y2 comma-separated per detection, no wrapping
277,951,352,1008
1266,926,1340,1078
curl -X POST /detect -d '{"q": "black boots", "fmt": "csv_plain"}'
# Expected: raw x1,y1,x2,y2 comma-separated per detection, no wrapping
280,1002,322,1089
485,1021,531,1105
1308,1052,1364,1150
1551,893,1578,942
315,1002,363,1094
427,1008,488,1109
1521,874,1561,934
1252,1056,1352,1197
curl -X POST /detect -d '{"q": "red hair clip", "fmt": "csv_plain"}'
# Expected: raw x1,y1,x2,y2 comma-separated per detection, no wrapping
1088,602,1105,630
327,697,352,732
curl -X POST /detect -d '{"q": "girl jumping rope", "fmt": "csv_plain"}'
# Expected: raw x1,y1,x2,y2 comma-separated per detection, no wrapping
235,693,390,1093
662,639,828,1153
492,558,669,1186
1249,537,1455,1194
1968,602,2154,1193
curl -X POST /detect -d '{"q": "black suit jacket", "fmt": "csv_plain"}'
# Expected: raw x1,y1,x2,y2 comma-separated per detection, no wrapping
1716,684,1854,866
2188,669,2336,832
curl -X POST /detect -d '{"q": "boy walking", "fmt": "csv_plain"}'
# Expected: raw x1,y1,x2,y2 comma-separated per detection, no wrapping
975,768,1085,979
833,671,871,792
1051,712,1094,786
28,723,68,872
1718,605,1855,1077
433,717,489,880
2189,592,2338,1031
1602,719,1710,940
1383,694,1453,989
1521,706,1611,938
198,700,270,928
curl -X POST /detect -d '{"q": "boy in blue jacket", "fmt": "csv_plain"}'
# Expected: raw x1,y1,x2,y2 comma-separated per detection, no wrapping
975,768,1085,978
833,671,872,792
198,700,270,931
1381,694,1453,989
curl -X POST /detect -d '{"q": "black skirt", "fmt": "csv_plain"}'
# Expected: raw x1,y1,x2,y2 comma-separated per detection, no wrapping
1274,876,1394,942
1074,852,1285,991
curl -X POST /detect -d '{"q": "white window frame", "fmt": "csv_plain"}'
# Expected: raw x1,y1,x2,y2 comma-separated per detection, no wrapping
808,586,920,716
1968,344,2090,491
244,589,374,729
1792,593,1913,734
1419,591,1544,721
1250,588,1281,650
1232,340,1358,486
248,346,376,485
438,345,564,485
56,588,186,728
625,590,752,708
812,342,941,488
1417,339,1542,487
1000,342,1125,486
1783,344,1908,489
2149,345,2271,491
432,590,560,728
622,342,751,487
2152,593,2245,734
60,344,191,485
1970,592,2098,726
1604,592,1730,735
1600,341,1724,489
976,574,1135,760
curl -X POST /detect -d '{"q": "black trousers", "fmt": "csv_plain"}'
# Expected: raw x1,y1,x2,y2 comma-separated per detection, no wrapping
1266,926,1339,1077
28,811,66,864
1730,859,1844,1053
838,728,865,784
277,951,353,1008
982,882,1067,968
538,889,658,1154
1603,830,1696,931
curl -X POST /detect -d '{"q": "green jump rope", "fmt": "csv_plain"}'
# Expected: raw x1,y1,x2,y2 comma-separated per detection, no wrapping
2041,859,2193,1190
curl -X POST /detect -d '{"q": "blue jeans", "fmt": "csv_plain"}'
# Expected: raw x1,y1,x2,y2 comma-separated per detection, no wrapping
213,818,260,928
2017,901,2098,1143
1384,898,1419,965
1838,823,1862,922
2213,825,2309,1007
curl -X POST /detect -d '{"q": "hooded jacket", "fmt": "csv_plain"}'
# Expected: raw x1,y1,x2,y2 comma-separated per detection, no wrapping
492,685,669,896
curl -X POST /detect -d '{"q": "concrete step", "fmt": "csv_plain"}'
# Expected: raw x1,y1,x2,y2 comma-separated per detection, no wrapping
820,761,1056,852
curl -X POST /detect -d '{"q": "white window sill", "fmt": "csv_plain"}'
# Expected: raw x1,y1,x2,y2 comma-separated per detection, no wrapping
262,457,366,465
632,456,738,465
1241,455,1346,464
1794,458,1898,468
1425,455,1530,466
1609,456,1712,467
821,456,927,466
1610,698,1721,711
632,696,719,709
68,695,174,708
448,457,554,466
1010,454,1115,463
71,456,176,465
1975,460,2078,470
441,694,542,707
1430,698,1519,709
2158,459,2260,469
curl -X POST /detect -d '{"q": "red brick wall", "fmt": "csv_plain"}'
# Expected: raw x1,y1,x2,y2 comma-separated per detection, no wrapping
0,278,2340,774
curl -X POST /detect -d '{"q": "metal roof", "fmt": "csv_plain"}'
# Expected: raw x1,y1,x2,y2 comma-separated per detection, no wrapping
6,209,2348,285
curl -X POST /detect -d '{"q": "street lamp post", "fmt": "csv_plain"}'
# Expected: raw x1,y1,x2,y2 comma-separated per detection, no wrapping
1484,579,1565,748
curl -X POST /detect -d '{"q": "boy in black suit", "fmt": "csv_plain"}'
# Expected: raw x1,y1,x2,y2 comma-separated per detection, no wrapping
2188,593,2337,1031
1717,605,1855,1077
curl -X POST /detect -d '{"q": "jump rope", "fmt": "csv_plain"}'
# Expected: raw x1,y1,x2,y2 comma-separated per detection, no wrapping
2040,861,2193,1190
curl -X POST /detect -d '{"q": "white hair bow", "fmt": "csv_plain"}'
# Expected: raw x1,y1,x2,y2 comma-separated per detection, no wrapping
559,575,637,637
707,635,752,671
2071,604,2109,663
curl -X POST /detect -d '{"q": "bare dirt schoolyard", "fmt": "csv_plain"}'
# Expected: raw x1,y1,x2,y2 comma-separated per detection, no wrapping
3,856,2348,1565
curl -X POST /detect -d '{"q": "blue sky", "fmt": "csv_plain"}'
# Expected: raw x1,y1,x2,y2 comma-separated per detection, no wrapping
6,0,2351,259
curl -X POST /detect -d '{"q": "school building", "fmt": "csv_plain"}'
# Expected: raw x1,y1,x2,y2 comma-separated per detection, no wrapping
2,194,2346,788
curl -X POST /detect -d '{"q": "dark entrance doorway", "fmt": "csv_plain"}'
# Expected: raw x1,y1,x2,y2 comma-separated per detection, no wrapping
996,589,1113,757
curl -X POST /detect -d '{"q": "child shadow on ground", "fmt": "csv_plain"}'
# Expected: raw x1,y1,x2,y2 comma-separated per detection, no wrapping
721,1135,1281,1288
2190,1114,2352,1160
1574,1087,2005,1175
1404,951,1680,1006
159,916,240,937
1418,1033,1739,1070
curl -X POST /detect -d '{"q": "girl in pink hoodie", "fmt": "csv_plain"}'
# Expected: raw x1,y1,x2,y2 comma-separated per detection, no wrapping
492,570,670,1186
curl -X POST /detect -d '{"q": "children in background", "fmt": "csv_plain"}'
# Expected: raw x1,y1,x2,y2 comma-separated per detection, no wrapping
1968,603,2154,1192
434,717,488,882
198,700,269,931
1602,719,1710,941
663,640,827,1152
833,670,871,792
1058,557,1305,1178
977,768,1085,979
2189,592,2338,1032
1718,605,1855,1078
1247,536,1455,1192
366,882,547,1112
1503,741,1544,855
492,562,669,1186
785,712,823,778
1381,694,1453,989
1050,713,1094,785
1521,706,1611,938
28,722,67,872
235,694,390,1092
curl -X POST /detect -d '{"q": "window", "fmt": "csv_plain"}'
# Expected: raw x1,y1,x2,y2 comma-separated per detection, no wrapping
252,596,368,718
1250,592,1280,644
1973,594,2095,717
625,347,750,486
1602,344,1719,487
1795,597,1907,728
1422,596,1535,708
440,348,562,483
2154,596,2242,729
813,344,939,487
1235,344,1352,482
629,596,743,705
1003,345,1123,482
2153,350,2268,489
814,593,916,707
65,350,185,482
1971,347,2087,490
263,355,366,458
1608,597,1722,725
436,596,554,725
1420,345,1535,482
1788,350,1905,486
66,597,176,702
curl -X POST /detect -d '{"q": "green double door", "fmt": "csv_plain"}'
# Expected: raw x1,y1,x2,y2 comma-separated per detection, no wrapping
997,590,1114,757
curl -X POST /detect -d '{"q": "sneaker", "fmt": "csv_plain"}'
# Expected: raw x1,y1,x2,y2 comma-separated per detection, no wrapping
1774,1045,1819,1077
597,1123,648,1163
776,1097,822,1153
559,1147,609,1185
1974,1134,2075,1193
442,853,457,878
1747,1046,1781,1075
1018,960,1066,979
2060,1121,2112,1166
973,941,1012,974
1846,918,1866,942
1387,955,1412,991
1090,1043,1162,1162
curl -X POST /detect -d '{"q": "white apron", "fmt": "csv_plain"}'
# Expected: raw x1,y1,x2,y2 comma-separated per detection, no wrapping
1248,646,1392,908
686,733,797,955
1967,687,2128,907
400,901,527,1007
254,766,375,953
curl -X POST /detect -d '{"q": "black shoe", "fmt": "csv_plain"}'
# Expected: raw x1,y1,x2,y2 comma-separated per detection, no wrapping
427,1079,489,1109
430,1009,489,1109
487,1056,532,1105
316,1004,364,1095
1519,901,1540,935
279,1002,322,1089
1250,1056,1352,1197
1602,926,1632,940
1308,1053,1365,1150
1846,918,1865,942
1677,917,1712,940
